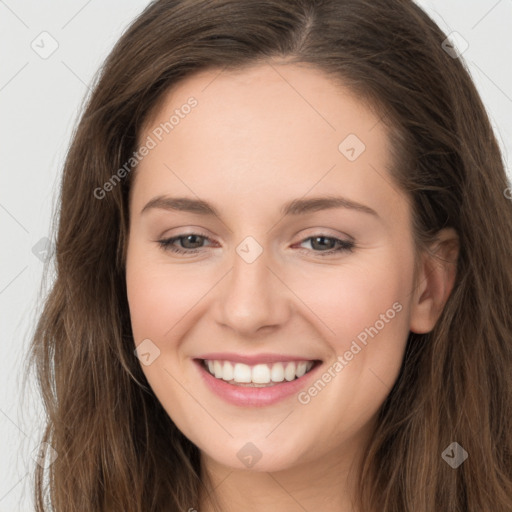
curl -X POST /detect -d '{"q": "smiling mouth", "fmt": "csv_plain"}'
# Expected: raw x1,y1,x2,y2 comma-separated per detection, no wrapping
199,358,322,387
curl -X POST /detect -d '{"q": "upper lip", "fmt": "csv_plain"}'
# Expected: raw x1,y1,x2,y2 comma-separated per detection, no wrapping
195,353,321,365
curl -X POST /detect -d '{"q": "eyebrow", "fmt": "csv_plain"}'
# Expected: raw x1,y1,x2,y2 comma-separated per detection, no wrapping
140,195,379,218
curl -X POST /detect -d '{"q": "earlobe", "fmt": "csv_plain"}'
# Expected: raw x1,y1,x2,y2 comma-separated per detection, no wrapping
409,228,459,334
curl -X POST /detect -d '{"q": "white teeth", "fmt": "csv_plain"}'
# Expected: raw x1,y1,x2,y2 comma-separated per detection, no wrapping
213,360,223,379
251,364,271,384
203,359,316,384
233,363,252,383
296,361,307,378
270,363,285,382
284,362,296,381
222,361,234,381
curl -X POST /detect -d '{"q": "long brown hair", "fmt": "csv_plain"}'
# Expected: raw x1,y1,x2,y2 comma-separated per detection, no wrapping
27,0,512,510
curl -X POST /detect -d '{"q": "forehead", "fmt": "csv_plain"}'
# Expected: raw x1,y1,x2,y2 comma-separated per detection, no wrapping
140,62,387,155
132,62,402,223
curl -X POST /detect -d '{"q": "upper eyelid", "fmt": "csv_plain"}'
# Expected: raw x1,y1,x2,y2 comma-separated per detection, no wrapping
159,227,353,242
160,231,353,248
159,234,354,261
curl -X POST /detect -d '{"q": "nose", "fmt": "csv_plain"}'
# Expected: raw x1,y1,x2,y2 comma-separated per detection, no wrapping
214,243,292,336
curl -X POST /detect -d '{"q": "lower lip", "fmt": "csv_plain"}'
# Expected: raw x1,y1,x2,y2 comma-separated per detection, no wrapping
193,359,322,407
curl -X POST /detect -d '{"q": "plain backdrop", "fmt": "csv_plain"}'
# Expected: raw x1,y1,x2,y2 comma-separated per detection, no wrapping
1,1,511,510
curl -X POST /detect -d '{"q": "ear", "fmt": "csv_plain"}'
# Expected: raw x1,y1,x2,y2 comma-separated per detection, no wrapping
409,228,459,334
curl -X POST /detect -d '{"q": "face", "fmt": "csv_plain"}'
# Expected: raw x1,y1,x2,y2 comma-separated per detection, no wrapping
125,62,421,474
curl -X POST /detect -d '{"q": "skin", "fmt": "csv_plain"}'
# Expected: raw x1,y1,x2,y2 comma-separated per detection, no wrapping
125,61,458,512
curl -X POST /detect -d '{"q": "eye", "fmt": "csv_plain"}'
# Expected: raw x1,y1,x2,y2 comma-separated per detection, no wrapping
157,232,214,255
157,232,355,257
295,235,355,256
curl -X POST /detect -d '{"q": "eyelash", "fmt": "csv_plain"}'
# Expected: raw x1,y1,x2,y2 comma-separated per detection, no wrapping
157,232,355,257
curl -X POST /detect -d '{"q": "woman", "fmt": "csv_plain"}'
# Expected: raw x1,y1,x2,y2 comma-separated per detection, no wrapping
28,0,512,510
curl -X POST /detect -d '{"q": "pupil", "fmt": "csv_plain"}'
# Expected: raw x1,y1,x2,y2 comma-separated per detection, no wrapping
311,236,333,251
183,235,202,248
180,236,335,250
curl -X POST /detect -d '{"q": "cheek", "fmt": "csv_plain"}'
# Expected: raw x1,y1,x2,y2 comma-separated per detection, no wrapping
285,259,412,438
127,243,414,354
125,252,204,408
126,267,169,342
290,249,413,410
291,254,412,351
126,249,209,343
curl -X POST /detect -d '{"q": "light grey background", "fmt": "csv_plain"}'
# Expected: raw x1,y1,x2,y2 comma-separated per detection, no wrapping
1,1,511,510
